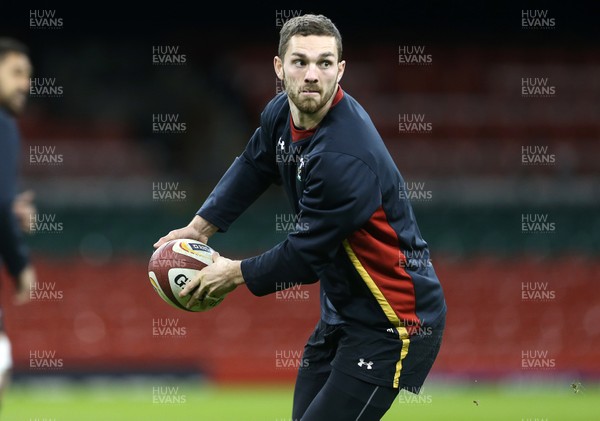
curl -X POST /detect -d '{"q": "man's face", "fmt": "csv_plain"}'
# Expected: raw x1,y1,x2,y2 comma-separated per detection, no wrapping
276,35,345,115
0,52,32,115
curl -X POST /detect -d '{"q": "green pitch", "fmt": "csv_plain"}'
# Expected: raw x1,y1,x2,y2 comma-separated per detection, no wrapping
3,380,597,420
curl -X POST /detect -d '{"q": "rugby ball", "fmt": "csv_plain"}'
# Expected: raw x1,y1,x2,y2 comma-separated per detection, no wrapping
148,239,224,312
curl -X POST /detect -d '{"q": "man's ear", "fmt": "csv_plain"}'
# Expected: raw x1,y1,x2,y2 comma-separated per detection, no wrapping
337,60,346,83
274,56,284,80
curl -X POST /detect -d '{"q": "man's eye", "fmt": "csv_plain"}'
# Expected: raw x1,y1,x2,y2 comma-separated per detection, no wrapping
293,60,304,66
320,61,332,68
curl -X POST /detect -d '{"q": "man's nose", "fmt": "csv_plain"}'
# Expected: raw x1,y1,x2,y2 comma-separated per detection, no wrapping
304,64,319,83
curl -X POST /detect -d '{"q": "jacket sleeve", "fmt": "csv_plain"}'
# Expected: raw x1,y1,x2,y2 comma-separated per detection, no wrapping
196,114,280,232
0,114,29,280
241,152,381,296
0,203,30,279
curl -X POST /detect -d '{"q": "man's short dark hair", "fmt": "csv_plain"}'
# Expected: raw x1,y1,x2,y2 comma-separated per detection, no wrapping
0,37,29,62
278,14,343,61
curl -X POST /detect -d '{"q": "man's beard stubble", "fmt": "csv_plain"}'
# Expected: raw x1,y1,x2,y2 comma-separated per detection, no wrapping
282,71,337,115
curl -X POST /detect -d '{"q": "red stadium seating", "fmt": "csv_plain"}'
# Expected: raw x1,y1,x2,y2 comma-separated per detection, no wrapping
3,254,599,383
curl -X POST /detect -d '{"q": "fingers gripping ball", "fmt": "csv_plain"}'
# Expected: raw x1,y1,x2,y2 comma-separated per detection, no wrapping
148,239,224,312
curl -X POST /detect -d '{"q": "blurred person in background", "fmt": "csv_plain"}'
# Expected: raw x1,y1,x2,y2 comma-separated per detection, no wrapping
0,37,37,409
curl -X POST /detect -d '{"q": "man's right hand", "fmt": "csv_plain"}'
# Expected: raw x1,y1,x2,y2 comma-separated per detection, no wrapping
14,264,36,305
13,190,36,234
153,215,218,249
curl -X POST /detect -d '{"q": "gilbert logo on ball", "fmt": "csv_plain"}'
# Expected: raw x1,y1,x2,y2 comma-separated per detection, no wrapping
148,239,224,312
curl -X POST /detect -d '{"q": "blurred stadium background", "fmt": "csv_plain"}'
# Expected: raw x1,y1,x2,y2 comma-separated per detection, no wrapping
1,3,598,420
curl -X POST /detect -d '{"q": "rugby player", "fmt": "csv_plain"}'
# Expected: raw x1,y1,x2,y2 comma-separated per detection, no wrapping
0,37,37,409
155,14,446,420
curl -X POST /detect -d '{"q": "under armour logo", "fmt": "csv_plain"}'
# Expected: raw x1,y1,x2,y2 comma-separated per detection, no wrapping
277,137,285,151
297,156,306,181
358,358,373,369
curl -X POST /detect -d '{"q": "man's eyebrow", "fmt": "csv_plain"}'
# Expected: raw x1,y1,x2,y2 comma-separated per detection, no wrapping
289,52,336,59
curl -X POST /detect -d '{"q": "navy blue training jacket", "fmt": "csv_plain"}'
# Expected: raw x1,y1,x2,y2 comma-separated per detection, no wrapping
198,88,446,330
0,107,29,280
